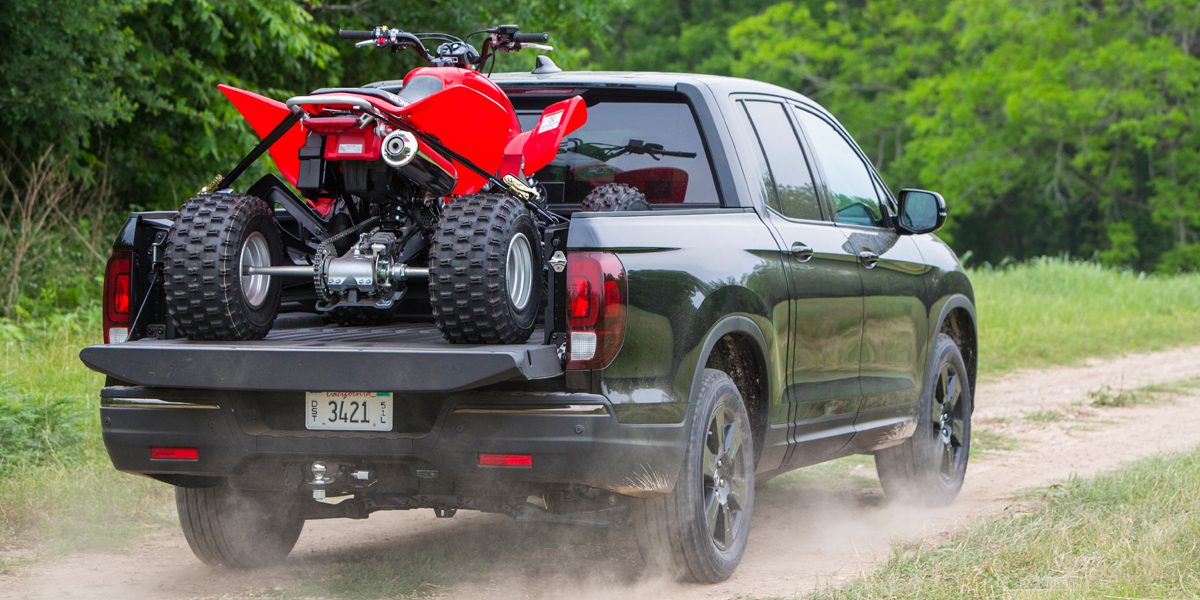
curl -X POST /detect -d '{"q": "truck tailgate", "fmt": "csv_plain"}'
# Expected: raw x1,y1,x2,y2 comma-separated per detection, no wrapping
80,316,561,392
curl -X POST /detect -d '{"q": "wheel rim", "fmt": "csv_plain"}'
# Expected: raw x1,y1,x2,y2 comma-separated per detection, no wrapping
239,231,271,308
702,401,749,552
930,359,968,483
505,232,534,311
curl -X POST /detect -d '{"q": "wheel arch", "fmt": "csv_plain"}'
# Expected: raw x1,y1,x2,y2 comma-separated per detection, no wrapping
690,315,771,466
932,294,978,397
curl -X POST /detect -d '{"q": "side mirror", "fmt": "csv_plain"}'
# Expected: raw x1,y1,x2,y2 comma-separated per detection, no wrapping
896,189,946,235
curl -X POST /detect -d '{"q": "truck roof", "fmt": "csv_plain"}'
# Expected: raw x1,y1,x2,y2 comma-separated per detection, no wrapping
491,70,831,117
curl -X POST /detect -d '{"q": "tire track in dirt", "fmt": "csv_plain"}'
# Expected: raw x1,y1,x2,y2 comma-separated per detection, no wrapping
7,346,1200,599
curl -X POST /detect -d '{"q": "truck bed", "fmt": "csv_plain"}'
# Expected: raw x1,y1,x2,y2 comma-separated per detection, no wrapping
80,314,561,392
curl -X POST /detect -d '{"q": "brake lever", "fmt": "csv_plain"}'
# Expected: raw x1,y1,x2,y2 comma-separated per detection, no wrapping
355,40,375,48
522,43,554,52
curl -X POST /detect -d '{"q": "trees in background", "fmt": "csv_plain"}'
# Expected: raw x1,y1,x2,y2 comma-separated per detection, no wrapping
0,0,1197,317
0,0,612,315
600,0,1200,272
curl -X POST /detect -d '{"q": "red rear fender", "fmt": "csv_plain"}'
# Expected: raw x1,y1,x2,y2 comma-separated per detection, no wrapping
218,85,304,186
505,97,588,177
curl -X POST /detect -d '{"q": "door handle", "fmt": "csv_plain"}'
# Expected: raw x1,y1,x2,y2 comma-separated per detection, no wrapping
857,250,880,269
791,243,815,263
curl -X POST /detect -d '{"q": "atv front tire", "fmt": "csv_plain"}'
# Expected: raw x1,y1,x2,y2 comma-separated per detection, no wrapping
430,194,543,344
175,484,303,568
165,193,282,341
581,183,650,212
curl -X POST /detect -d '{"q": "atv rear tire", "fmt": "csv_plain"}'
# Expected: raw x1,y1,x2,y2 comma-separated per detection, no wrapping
165,193,282,340
581,183,649,212
175,484,303,568
430,194,543,344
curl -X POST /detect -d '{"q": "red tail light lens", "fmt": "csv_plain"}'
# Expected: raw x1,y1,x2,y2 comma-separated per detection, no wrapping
478,453,533,468
565,252,626,370
103,252,132,344
150,447,199,461
302,116,359,134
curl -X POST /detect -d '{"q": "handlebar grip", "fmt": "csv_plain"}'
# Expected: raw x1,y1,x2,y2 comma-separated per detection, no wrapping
339,29,375,40
514,32,549,43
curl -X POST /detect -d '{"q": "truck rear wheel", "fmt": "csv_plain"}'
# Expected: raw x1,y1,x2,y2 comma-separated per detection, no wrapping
875,333,973,506
430,193,543,344
581,183,649,212
175,484,303,568
165,193,282,341
632,369,755,583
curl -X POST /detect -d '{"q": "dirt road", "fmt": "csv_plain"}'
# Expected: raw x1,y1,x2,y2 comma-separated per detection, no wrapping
9,346,1200,599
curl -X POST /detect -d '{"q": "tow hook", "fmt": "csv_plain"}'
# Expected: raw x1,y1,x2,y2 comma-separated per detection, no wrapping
309,461,334,500
308,461,375,503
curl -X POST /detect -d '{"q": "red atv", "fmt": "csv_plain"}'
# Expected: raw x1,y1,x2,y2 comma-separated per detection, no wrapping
165,25,588,344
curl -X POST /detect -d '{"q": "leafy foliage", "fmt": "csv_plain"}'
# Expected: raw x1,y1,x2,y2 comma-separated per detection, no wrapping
599,0,1200,271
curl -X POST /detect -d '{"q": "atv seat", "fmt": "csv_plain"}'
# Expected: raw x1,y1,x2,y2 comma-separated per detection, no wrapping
310,87,406,107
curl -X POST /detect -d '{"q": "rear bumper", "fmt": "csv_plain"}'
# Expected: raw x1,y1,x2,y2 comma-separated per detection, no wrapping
99,386,686,498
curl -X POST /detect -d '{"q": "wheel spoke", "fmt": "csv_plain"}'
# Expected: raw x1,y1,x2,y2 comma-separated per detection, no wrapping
714,410,729,456
704,489,721,538
703,439,718,476
727,476,749,512
720,504,734,547
940,443,955,477
951,416,966,446
722,416,742,463
943,372,960,414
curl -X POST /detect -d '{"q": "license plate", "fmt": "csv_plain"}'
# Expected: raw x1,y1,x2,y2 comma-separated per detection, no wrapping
305,392,393,431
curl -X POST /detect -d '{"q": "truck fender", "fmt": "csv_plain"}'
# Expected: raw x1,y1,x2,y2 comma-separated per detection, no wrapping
685,315,769,416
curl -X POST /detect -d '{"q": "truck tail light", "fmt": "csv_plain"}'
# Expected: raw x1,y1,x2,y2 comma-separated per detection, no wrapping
150,447,199,461
103,252,132,344
565,252,626,370
478,453,533,468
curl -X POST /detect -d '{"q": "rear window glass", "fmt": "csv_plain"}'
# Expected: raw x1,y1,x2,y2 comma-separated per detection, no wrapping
516,101,719,206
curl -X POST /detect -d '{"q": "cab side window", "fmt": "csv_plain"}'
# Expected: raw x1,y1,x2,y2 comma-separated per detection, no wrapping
793,108,885,227
741,101,823,221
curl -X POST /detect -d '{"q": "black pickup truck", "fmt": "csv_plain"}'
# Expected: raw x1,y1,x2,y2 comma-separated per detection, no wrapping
81,70,977,583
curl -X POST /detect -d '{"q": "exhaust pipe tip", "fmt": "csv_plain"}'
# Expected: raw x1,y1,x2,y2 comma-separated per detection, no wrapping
381,130,419,167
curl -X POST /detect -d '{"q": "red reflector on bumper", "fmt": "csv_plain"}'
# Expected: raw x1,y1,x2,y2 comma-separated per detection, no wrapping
478,453,533,468
150,447,199,461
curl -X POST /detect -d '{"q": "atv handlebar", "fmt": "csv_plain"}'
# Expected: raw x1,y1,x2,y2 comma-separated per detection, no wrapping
340,25,550,70
514,32,549,43
338,29,375,40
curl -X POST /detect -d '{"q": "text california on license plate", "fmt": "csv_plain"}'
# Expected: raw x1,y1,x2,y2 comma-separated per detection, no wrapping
306,392,393,431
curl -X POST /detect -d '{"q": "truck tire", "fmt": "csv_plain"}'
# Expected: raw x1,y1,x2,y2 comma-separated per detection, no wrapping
581,183,649,212
430,193,543,344
175,484,303,568
632,368,755,583
165,193,282,341
875,333,973,506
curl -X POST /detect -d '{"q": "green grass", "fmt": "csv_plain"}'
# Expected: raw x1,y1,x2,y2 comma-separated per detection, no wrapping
807,448,1200,599
971,258,1200,374
0,309,173,556
1024,409,1063,423
970,427,1020,455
